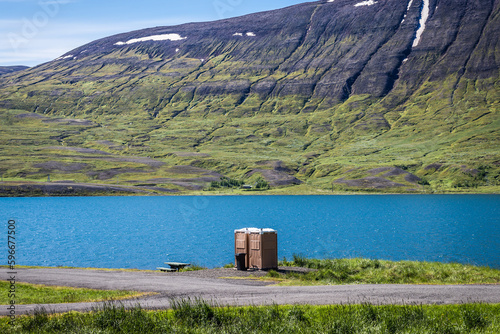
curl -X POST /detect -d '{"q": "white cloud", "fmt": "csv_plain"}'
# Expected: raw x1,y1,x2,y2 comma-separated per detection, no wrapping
0,46,69,65
0,18,194,66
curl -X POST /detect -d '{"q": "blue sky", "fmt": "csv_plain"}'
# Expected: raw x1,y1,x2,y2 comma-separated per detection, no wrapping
0,0,308,67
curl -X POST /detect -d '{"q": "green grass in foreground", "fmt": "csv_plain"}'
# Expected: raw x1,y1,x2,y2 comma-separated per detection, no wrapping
268,256,500,285
1,300,499,333
0,281,145,305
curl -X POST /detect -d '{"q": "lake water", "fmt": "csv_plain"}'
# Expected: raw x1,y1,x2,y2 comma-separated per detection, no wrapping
2,195,499,270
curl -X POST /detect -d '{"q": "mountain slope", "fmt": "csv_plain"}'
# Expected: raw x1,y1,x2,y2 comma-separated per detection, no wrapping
0,0,499,195
0,66,29,76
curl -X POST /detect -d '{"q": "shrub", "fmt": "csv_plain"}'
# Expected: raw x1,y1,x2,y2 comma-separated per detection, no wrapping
267,270,279,278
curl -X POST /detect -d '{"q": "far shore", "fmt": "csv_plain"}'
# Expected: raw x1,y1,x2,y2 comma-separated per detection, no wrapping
0,180,498,197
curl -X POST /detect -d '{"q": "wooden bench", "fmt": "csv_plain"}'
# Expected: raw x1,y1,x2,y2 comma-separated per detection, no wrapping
156,267,177,272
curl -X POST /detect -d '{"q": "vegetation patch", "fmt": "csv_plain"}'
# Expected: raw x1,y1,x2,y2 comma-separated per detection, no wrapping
1,300,499,333
0,281,145,305
270,256,500,285
206,176,269,191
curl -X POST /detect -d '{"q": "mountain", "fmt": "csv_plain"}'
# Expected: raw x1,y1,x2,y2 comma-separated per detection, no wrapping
0,66,29,76
0,0,498,196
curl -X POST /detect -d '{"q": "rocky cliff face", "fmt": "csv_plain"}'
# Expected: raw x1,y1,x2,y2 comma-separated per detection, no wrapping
0,0,498,193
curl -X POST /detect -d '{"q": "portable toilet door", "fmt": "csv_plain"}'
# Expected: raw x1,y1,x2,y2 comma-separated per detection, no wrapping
248,228,278,270
234,228,249,269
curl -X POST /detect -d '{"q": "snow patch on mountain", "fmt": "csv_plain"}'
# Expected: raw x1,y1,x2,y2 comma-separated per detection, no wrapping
233,32,256,37
114,34,186,46
413,0,430,47
55,55,74,60
354,0,377,7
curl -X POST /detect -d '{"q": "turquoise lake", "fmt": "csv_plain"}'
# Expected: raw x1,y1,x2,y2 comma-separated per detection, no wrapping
2,195,499,269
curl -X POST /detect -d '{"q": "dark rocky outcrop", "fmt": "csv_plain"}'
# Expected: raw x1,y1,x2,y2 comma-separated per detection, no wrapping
335,177,407,190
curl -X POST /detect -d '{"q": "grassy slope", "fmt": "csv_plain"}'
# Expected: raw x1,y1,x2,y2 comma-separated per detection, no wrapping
0,47,498,195
0,75,498,196
269,257,500,285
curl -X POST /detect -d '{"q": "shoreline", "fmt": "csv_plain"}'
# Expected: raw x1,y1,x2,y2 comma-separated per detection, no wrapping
3,258,499,275
0,181,498,197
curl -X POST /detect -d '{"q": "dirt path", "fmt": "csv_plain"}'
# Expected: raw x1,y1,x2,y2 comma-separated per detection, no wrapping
2,267,500,315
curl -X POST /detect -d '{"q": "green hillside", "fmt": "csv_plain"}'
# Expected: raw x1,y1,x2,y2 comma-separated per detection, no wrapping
0,0,498,195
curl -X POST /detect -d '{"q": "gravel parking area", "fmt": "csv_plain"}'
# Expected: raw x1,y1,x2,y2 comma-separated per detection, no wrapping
174,266,315,279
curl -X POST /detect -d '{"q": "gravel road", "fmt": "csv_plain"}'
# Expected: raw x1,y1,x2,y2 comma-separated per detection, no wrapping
2,267,500,315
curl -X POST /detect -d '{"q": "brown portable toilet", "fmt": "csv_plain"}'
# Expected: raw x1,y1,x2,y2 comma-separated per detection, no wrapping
248,228,278,270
